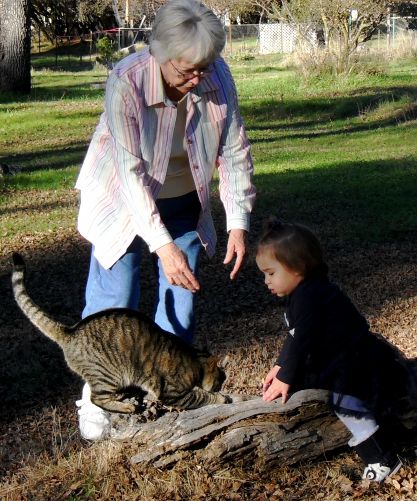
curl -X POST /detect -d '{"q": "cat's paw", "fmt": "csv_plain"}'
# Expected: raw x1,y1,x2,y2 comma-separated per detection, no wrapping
118,402,136,413
142,401,160,420
226,393,257,403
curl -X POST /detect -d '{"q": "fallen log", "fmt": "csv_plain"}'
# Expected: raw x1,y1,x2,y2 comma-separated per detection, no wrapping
107,383,417,471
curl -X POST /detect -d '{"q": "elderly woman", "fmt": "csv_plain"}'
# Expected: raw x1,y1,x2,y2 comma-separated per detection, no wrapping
75,0,255,439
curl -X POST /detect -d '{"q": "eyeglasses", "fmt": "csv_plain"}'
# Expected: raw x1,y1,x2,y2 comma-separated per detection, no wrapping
169,59,211,81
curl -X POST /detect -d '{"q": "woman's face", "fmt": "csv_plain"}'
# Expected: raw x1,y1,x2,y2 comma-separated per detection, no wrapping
256,248,303,297
160,58,211,97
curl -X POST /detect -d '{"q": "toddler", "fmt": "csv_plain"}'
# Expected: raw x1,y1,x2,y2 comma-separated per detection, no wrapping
256,218,414,482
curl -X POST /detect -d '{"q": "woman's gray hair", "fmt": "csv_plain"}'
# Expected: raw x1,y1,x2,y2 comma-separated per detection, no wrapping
149,0,226,65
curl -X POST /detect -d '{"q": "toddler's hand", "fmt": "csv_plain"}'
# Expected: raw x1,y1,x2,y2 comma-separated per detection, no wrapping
263,377,290,404
262,365,280,394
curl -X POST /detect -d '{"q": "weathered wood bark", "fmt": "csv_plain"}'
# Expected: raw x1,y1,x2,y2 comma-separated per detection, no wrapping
0,0,31,93
107,387,417,471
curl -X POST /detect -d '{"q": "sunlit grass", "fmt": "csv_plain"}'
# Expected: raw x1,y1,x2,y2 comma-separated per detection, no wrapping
0,52,416,243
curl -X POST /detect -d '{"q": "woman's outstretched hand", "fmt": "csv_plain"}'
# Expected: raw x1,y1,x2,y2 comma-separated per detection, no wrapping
156,242,200,292
223,229,247,280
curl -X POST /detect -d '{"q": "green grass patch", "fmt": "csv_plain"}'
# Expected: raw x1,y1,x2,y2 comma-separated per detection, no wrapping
0,67,105,193
1,52,416,244
5,167,79,190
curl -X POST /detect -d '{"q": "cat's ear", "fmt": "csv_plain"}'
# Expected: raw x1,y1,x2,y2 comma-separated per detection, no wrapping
218,353,231,369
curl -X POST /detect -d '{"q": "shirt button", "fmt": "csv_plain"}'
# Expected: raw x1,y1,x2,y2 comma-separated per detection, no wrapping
193,165,199,169
187,138,193,144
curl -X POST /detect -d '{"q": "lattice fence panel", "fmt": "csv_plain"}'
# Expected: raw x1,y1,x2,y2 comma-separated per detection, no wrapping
259,23,297,54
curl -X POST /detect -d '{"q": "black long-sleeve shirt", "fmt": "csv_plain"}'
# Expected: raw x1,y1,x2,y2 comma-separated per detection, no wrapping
275,270,409,411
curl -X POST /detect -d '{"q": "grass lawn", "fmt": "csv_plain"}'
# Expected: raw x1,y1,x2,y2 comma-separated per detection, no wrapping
1,51,417,500
1,53,416,245
232,57,417,243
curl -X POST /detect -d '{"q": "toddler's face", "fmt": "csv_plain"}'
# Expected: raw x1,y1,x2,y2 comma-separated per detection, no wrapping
256,248,303,297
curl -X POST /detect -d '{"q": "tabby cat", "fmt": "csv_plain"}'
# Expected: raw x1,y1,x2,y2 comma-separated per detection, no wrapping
11,252,230,413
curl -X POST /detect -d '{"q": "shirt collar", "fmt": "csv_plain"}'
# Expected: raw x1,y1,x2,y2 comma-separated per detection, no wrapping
144,48,165,106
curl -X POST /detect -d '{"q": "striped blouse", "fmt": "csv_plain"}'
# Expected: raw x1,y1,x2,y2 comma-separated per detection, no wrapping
75,47,256,269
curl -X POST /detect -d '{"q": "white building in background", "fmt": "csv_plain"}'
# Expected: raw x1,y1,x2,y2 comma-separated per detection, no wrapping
259,23,318,54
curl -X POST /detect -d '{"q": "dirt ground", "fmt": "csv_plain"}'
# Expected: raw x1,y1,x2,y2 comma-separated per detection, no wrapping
0,195,416,499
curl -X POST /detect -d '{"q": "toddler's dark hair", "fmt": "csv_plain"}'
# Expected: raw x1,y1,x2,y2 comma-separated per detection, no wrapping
257,217,326,277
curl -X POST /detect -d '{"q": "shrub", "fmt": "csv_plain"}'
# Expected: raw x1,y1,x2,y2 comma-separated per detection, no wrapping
96,36,117,71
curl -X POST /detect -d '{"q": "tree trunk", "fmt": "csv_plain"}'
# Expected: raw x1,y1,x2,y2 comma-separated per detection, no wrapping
111,0,124,27
108,384,417,471
0,0,31,93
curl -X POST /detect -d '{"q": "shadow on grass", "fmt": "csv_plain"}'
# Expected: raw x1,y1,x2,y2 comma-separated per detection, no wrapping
242,85,417,137
248,111,417,144
1,83,417,180
250,65,287,74
0,197,76,218
31,41,97,73
0,143,88,176
30,80,107,102
0,83,105,104
254,157,417,243
32,58,96,73
0,75,106,104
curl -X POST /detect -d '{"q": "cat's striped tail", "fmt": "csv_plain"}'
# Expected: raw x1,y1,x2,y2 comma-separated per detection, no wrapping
11,253,69,344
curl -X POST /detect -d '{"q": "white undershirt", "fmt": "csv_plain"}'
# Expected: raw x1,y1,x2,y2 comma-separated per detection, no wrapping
157,95,196,199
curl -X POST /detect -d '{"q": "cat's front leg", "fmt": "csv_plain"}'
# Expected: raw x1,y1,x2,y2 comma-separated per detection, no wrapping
168,387,232,410
91,391,136,414
227,393,257,402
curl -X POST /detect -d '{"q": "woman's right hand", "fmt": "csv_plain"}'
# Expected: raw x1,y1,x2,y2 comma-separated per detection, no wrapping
156,242,200,293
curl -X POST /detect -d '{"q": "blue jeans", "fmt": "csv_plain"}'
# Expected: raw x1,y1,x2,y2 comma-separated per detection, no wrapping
82,191,202,344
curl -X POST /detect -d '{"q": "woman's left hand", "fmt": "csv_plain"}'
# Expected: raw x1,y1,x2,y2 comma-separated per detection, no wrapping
223,229,247,280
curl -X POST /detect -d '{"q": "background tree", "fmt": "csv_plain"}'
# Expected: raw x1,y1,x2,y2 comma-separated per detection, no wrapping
32,0,165,40
395,1,417,28
269,0,407,74
96,35,118,73
32,0,116,42
251,0,281,23
78,0,115,28
0,0,31,93
125,0,166,26
204,0,254,21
